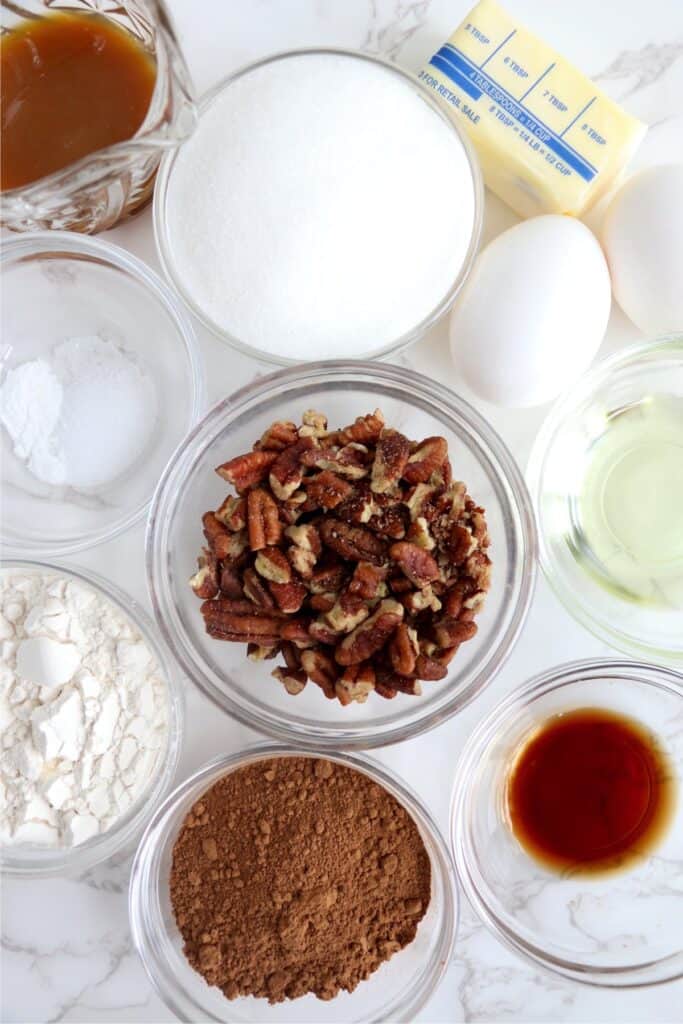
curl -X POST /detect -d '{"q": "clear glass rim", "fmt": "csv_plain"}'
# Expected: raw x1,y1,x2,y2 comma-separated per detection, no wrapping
527,334,683,663
145,359,537,750
153,46,484,367
450,657,683,988
0,1,195,204
0,230,204,558
129,742,458,1023
0,556,185,879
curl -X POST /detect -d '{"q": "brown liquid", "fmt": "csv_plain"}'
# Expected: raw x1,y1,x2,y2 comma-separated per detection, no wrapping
506,708,676,876
1,11,156,191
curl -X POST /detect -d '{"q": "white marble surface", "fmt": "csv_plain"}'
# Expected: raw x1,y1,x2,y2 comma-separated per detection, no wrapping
2,1,683,1021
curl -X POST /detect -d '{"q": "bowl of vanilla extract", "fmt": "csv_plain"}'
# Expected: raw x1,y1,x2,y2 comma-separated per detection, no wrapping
451,659,683,987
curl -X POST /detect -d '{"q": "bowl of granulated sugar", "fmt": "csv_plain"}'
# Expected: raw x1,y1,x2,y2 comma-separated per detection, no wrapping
154,49,483,364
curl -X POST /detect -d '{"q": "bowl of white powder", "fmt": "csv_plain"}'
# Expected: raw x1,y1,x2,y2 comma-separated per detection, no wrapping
0,232,203,556
0,559,184,877
154,49,483,365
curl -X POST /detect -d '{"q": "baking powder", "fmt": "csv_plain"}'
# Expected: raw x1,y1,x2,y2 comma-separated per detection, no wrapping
165,53,476,360
0,569,169,848
0,335,157,489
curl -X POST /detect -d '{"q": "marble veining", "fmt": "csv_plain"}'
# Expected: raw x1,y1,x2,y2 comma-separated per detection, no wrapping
594,38,683,97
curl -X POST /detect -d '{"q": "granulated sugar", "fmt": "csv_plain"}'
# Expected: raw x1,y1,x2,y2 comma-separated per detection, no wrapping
164,53,476,360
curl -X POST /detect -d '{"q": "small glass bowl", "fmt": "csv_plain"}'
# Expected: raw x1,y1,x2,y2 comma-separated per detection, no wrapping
451,659,683,988
0,0,195,234
0,558,184,878
146,360,536,749
527,337,683,664
130,743,457,1023
1,232,203,557
154,48,483,366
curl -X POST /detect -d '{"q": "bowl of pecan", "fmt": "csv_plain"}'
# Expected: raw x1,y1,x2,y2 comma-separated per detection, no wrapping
146,361,536,748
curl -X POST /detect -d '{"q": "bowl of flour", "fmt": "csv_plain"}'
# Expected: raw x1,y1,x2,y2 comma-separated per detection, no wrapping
0,232,203,556
155,49,483,364
0,560,184,877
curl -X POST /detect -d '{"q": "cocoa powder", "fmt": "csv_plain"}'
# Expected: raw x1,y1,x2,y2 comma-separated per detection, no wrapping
169,756,431,1003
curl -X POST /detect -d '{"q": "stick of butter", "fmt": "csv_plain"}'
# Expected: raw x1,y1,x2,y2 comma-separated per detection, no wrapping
418,0,646,218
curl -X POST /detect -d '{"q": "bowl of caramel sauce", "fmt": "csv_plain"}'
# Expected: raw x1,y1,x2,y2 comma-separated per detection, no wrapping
0,1,194,233
451,660,683,987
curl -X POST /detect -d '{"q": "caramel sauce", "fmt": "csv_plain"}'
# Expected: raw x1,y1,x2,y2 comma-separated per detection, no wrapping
1,10,156,191
506,708,676,876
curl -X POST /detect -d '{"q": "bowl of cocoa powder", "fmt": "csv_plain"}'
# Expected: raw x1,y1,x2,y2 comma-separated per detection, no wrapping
129,744,456,1021
146,361,537,749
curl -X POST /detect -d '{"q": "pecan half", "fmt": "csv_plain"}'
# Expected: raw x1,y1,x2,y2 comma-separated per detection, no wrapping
335,599,403,666
331,409,385,446
301,445,367,478
271,666,307,695
214,495,246,531
216,449,278,492
260,420,299,451
202,513,248,562
406,516,435,551
285,522,322,579
254,547,292,584
415,653,448,681
268,578,307,614
269,437,315,500
309,618,343,646
444,524,475,565
202,512,232,560
433,617,478,648
391,675,423,696
403,436,448,484
219,564,244,599
242,567,276,609
301,649,337,699
389,623,419,676
247,488,282,551
325,592,369,634
390,541,439,588
371,428,410,494
201,604,283,644
309,560,349,594
298,409,328,438
189,549,219,599
348,561,388,601
319,518,388,566
336,662,375,705
305,470,353,510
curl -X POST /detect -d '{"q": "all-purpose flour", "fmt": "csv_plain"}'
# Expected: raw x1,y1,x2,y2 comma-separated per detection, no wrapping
0,569,169,848
165,53,476,360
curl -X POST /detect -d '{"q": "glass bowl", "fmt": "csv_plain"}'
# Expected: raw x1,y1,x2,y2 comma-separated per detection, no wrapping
0,0,195,234
0,558,184,878
130,743,457,1023
154,48,483,366
0,232,203,557
527,337,683,664
146,360,536,749
451,659,683,988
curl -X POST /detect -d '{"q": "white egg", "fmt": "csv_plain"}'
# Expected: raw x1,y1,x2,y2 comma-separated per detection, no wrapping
602,164,683,334
449,215,612,407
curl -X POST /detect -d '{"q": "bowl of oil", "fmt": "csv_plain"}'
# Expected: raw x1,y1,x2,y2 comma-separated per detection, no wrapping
527,336,683,664
451,659,683,987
